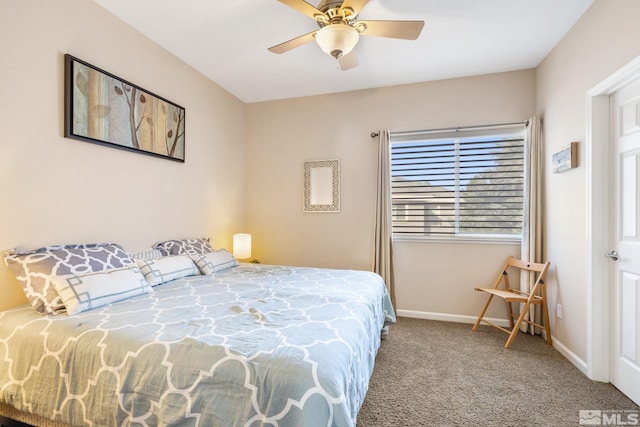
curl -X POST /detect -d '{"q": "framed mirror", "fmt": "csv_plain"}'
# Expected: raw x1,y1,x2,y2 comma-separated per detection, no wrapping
303,159,340,213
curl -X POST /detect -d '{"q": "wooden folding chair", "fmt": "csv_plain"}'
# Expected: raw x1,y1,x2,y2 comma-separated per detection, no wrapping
472,256,551,349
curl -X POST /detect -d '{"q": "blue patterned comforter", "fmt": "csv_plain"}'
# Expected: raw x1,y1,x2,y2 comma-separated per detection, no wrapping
0,264,395,426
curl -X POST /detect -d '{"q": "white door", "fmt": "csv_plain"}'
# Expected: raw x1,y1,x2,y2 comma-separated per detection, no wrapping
610,76,640,405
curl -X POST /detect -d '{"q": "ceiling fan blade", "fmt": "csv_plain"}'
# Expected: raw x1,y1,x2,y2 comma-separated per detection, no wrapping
277,0,325,20
338,50,359,71
359,20,425,40
268,30,318,54
339,0,369,16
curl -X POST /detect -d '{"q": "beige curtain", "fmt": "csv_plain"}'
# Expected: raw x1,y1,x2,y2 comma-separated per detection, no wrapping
373,130,395,308
520,116,544,334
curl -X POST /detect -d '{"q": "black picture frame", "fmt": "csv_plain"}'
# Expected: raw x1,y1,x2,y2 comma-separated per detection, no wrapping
64,54,186,162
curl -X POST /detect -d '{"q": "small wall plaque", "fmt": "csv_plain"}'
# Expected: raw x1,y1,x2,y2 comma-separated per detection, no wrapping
552,142,578,173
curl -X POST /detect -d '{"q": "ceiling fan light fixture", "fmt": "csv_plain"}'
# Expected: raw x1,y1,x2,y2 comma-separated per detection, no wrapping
315,24,359,59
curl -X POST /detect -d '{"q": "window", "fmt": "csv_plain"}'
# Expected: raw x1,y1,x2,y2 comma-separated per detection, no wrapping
390,125,526,239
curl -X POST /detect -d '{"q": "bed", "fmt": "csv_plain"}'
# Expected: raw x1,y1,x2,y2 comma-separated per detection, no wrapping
0,253,395,427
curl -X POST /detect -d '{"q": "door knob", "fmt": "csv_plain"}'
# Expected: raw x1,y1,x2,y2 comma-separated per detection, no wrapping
606,250,619,261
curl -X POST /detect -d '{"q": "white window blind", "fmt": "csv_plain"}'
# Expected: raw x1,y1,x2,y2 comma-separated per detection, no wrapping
390,125,526,239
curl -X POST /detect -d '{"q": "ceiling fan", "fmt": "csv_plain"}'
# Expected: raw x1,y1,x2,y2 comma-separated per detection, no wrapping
268,0,425,71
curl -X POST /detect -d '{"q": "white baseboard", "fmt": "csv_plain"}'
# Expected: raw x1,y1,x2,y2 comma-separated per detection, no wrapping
396,309,510,327
396,309,589,377
551,335,588,377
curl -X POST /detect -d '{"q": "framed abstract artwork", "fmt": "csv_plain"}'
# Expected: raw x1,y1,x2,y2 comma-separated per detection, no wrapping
64,54,185,162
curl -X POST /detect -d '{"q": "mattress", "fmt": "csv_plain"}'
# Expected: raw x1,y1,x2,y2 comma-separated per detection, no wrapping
0,264,395,426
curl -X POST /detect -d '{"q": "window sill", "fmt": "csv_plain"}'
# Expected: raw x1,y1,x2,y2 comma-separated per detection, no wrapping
393,235,522,245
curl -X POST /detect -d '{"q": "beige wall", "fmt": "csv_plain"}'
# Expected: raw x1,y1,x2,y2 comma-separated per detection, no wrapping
536,0,640,362
0,0,246,310
245,70,535,319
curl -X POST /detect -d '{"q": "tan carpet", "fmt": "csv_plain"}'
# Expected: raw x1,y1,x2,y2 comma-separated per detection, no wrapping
357,317,639,427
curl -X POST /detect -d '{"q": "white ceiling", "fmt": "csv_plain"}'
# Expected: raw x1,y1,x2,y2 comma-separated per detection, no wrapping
94,0,594,104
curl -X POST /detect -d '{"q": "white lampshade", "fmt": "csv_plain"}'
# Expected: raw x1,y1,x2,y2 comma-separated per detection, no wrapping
233,233,252,259
315,24,359,59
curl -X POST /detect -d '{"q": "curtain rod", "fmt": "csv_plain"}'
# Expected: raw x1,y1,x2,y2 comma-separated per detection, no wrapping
370,120,528,139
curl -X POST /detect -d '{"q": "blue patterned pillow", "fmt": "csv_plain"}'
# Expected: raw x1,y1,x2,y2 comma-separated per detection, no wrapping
4,243,134,314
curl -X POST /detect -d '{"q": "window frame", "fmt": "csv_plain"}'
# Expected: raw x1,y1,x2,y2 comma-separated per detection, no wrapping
389,124,526,243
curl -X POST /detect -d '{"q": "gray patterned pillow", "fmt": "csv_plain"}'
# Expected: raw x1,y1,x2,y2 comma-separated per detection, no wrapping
152,238,214,256
129,248,164,260
4,243,134,314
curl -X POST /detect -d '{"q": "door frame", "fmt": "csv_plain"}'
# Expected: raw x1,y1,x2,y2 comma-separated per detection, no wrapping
587,55,640,382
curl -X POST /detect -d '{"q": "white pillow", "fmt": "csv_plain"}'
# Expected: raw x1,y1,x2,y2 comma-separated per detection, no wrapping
135,255,199,286
190,250,239,275
51,266,153,315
